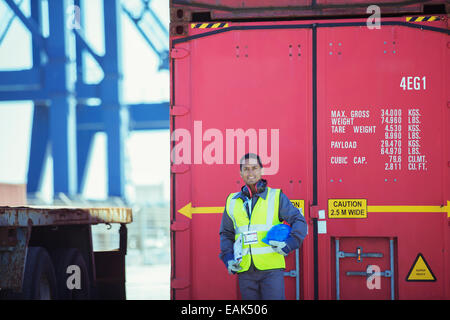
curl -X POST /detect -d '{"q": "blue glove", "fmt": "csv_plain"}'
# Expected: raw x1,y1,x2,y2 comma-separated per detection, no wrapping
269,240,289,256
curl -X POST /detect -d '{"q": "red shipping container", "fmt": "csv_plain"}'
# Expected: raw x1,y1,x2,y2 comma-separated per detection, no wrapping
170,6,449,300
170,0,448,20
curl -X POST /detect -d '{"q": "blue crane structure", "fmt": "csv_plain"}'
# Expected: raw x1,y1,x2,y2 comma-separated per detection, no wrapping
0,0,170,199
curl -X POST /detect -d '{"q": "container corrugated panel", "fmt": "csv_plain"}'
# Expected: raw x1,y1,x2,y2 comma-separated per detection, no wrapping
170,0,447,20
170,14,449,299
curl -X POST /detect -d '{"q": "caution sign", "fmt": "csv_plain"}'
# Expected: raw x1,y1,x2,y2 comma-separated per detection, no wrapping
328,199,367,218
290,200,305,216
406,253,436,282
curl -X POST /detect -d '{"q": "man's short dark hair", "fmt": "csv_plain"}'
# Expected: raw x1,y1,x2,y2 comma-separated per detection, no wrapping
240,153,263,171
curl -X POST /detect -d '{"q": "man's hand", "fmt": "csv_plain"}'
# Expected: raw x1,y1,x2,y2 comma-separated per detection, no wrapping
269,240,289,256
227,260,242,275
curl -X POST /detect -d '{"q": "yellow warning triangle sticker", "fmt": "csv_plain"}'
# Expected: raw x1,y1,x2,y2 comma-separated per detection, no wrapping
406,253,436,282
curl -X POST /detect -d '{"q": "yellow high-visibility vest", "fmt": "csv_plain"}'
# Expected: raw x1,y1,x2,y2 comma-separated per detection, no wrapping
226,187,285,272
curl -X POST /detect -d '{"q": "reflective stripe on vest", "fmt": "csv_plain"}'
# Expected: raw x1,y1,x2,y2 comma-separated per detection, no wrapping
226,187,285,272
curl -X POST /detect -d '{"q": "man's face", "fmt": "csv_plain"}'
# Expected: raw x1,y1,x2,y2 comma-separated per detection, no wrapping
240,158,262,186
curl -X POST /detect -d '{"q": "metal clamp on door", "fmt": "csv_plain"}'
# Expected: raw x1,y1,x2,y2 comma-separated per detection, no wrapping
284,270,297,277
335,239,395,300
337,246,383,262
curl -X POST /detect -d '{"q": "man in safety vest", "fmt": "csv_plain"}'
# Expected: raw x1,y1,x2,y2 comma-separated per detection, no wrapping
219,153,308,300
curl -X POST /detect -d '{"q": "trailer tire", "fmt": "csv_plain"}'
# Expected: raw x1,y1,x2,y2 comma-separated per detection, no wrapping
51,248,91,300
21,247,58,300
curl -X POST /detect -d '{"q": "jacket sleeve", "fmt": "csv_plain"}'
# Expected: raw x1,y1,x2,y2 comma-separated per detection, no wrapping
278,191,308,253
219,204,235,268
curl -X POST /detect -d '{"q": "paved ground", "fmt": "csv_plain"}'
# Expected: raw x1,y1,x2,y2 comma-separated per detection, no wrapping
126,264,170,300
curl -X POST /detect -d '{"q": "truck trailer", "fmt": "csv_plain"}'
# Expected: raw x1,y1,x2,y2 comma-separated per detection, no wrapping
0,184,132,300
169,0,450,300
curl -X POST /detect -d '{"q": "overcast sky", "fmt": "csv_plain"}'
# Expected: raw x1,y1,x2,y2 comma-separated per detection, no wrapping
0,0,170,202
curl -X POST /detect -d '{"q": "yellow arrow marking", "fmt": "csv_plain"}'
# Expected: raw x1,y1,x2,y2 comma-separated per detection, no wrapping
368,201,450,217
177,201,450,219
178,202,224,219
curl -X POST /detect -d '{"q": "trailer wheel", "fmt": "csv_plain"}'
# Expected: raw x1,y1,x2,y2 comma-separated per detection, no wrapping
51,248,91,300
21,247,58,300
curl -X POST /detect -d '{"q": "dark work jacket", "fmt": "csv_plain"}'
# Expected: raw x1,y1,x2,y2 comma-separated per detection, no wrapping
219,185,308,270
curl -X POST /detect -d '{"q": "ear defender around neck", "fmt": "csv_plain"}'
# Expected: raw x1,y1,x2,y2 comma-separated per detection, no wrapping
256,179,267,194
242,185,251,198
242,179,267,198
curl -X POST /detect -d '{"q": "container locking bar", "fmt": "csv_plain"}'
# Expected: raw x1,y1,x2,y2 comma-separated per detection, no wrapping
284,249,300,300
337,246,383,262
346,268,392,278
283,249,300,300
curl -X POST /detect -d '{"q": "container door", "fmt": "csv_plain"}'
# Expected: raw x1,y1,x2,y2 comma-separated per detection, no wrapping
171,23,313,299
316,19,448,300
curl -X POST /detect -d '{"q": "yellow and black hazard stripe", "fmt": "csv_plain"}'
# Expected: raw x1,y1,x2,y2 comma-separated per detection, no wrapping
191,22,229,29
406,16,441,22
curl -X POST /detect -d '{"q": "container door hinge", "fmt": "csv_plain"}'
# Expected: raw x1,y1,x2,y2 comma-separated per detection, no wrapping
170,105,189,116
171,278,190,289
171,164,190,174
170,220,190,232
309,204,319,219
171,48,190,59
